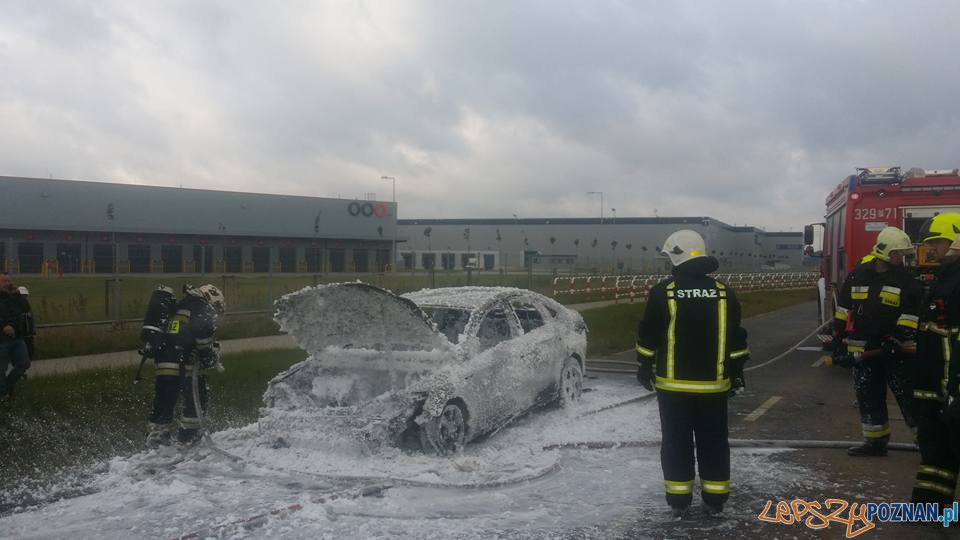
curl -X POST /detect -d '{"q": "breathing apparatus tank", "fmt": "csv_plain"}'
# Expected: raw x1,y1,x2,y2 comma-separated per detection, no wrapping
140,285,177,358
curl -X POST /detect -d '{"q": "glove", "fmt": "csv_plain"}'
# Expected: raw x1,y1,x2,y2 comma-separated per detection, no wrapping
832,350,853,368
729,376,745,397
197,342,221,370
728,356,747,397
636,356,654,392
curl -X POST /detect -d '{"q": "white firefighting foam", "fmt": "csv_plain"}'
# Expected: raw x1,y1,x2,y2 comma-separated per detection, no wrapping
0,284,820,538
0,375,821,540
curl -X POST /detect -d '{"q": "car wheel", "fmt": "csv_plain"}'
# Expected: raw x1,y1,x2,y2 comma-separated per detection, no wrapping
420,401,467,455
559,357,583,407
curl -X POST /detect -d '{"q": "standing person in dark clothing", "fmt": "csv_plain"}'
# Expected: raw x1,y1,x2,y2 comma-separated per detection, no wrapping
0,272,32,401
146,284,225,448
911,213,960,505
832,227,920,456
636,230,749,518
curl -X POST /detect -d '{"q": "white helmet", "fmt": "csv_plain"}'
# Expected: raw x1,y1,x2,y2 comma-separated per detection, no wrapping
661,230,707,266
187,284,226,314
871,227,914,262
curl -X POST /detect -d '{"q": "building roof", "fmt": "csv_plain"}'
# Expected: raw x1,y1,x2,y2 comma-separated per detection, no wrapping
0,176,396,240
399,217,800,236
399,217,712,226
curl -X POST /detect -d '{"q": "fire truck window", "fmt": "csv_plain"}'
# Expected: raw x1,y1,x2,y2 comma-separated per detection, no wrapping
904,217,927,243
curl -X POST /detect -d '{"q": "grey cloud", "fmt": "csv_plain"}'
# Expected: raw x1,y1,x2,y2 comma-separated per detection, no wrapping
1,1,959,230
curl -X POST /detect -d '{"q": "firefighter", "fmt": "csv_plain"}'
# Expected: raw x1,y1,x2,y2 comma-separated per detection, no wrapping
146,284,225,448
832,227,920,456
636,230,749,518
911,213,960,505
0,273,31,401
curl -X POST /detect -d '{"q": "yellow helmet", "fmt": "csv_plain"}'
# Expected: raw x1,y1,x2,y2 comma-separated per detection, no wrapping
871,227,914,262
920,213,960,244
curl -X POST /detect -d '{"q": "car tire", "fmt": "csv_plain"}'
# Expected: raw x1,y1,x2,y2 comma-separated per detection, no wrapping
558,357,583,407
420,401,467,455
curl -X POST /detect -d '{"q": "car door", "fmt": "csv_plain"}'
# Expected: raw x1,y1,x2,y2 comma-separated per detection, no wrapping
509,298,560,400
465,302,525,429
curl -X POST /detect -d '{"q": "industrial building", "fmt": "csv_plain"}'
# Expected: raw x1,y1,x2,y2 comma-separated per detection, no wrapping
396,218,803,273
0,176,397,275
0,175,802,275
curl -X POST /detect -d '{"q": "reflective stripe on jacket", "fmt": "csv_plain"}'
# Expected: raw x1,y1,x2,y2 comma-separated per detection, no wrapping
636,258,748,394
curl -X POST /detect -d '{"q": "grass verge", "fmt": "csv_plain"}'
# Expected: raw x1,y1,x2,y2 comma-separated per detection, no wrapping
31,314,281,360
0,348,306,511
582,288,817,358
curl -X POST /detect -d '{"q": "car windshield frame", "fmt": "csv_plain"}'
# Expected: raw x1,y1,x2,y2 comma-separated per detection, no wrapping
421,305,472,344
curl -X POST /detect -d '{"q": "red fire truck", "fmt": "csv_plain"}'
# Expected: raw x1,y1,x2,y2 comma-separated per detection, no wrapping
807,166,960,333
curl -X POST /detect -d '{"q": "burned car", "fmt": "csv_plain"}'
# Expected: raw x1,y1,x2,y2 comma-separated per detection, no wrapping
264,283,587,455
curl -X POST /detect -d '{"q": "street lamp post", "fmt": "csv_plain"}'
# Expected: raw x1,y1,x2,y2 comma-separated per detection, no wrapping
380,175,397,271
587,192,604,224
105,203,120,321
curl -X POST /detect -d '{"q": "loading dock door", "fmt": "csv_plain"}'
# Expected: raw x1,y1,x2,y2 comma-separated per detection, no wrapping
376,249,390,272
252,247,270,272
56,243,82,273
279,247,296,273
484,254,495,270
161,245,183,273
353,250,369,273
192,245,214,273
17,243,44,273
224,246,242,273
128,245,151,273
328,248,345,272
306,247,321,272
93,244,114,273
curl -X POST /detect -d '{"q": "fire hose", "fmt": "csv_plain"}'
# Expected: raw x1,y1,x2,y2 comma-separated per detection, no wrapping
588,321,833,375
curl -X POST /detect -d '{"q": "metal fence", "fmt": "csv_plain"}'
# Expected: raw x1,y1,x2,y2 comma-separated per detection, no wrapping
553,272,818,303
35,309,272,330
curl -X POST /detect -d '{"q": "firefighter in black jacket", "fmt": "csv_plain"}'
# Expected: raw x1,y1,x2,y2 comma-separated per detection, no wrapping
146,284,225,448
911,213,960,505
636,230,749,518
0,272,32,401
833,227,920,457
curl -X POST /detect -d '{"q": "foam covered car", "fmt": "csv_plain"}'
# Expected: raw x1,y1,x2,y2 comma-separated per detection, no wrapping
264,283,587,454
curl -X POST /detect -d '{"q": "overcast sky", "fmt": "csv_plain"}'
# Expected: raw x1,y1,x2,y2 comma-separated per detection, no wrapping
2,1,959,230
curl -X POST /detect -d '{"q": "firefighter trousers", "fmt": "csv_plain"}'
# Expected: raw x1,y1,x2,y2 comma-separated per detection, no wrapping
657,391,730,509
149,364,209,443
911,400,960,506
0,339,30,399
852,353,915,442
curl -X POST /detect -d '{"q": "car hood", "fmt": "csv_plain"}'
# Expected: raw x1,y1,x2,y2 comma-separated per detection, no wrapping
274,282,453,355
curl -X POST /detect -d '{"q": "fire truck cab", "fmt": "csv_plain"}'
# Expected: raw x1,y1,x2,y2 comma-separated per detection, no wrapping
807,167,960,333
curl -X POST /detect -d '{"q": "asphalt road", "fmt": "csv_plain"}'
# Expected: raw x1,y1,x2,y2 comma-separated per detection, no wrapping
590,301,956,539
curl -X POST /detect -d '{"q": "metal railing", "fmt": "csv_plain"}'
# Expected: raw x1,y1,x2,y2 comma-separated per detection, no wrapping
553,272,818,303
36,309,273,330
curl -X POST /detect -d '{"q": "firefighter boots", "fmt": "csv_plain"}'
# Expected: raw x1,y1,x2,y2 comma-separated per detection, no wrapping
847,440,888,457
